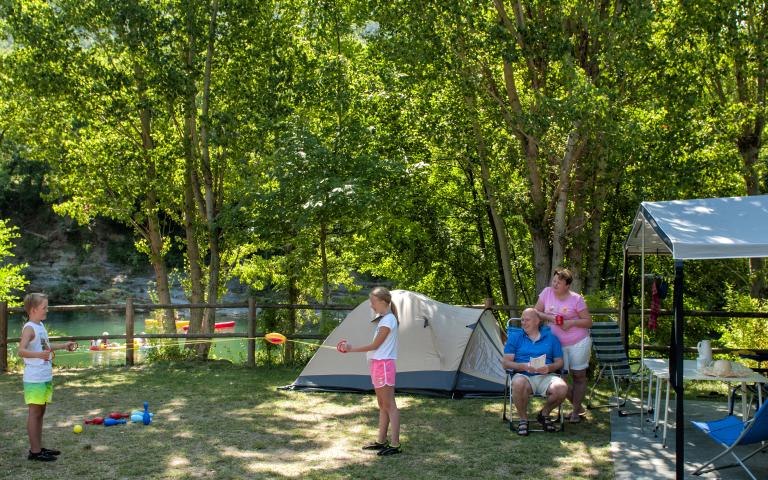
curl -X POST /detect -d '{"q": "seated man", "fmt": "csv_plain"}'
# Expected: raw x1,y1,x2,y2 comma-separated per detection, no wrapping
502,307,568,436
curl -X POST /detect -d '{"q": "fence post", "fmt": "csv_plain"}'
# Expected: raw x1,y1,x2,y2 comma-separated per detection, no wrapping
247,298,256,367
126,297,134,367
0,301,7,373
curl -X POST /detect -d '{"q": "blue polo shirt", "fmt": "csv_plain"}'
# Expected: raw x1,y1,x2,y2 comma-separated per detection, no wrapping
503,325,563,376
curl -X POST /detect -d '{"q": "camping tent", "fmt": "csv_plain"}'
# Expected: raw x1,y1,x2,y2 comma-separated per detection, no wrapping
289,290,506,396
622,194,768,479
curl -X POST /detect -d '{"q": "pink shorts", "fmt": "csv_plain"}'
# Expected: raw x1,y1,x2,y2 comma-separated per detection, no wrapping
369,359,396,389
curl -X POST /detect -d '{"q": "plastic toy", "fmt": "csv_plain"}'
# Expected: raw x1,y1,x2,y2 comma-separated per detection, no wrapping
143,402,151,425
84,417,104,425
73,424,83,434
265,332,287,345
103,418,127,426
130,411,154,423
109,412,130,419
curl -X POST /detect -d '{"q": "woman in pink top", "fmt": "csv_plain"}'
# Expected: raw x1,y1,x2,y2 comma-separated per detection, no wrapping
535,267,593,423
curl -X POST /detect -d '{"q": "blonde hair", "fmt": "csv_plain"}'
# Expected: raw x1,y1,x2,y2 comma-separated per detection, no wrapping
24,293,48,315
370,286,399,323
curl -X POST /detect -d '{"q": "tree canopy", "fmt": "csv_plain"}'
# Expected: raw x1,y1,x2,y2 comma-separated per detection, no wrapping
1,1,767,354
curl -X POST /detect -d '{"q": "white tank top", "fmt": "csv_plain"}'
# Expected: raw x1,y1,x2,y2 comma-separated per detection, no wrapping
22,321,53,383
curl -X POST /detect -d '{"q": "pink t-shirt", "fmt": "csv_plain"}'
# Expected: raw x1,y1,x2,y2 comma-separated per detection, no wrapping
538,286,588,346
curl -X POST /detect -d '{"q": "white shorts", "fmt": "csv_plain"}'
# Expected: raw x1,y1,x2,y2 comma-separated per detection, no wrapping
513,373,558,397
562,335,592,372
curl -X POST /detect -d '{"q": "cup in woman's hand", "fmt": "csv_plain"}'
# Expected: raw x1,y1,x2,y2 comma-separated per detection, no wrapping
555,315,564,326
336,340,348,353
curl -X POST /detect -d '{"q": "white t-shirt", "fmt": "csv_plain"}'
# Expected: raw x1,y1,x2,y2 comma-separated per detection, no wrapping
22,321,53,383
368,313,398,360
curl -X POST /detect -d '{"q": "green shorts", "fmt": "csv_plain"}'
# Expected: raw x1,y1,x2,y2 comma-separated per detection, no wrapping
24,381,53,405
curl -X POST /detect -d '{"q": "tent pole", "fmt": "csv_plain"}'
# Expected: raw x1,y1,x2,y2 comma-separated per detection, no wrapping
673,260,685,480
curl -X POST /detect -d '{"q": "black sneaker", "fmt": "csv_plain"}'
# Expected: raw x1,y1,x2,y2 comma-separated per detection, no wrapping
377,444,402,456
41,448,61,456
28,450,57,462
362,441,388,451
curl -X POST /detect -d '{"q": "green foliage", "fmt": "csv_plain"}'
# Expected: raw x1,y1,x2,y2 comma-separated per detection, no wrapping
0,219,27,305
143,342,199,363
583,291,618,310
719,286,768,352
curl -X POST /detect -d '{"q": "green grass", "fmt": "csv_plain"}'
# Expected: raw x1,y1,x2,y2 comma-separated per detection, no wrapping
0,364,613,479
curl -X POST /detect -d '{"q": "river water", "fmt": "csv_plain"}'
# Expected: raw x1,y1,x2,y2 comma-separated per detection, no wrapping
5,310,254,367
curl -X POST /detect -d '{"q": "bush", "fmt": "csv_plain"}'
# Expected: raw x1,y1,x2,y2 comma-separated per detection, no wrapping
718,286,768,355
144,342,198,363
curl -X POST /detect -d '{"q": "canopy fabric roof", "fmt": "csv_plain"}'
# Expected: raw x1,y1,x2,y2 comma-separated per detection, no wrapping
624,195,768,260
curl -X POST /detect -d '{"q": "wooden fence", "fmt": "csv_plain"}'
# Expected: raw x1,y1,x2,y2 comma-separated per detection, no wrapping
0,299,356,372
2,300,767,373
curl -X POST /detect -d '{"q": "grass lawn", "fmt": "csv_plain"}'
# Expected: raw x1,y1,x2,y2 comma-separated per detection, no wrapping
0,363,613,479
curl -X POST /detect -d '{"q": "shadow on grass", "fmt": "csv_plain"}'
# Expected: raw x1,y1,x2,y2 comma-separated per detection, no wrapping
0,364,613,479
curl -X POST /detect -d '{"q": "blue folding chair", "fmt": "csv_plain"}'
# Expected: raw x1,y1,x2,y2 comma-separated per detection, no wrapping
501,320,564,433
691,397,768,480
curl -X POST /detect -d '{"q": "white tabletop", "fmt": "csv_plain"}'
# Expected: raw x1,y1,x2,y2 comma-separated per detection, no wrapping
642,358,768,383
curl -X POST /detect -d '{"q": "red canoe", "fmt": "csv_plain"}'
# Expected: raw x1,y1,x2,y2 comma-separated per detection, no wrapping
182,321,236,332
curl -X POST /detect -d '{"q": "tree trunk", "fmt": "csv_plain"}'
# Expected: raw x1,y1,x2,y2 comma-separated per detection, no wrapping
285,255,298,365
551,129,582,277
320,223,331,330
740,134,766,297
585,156,610,294
464,94,517,311
182,5,205,353
465,163,494,300
531,225,551,294
599,181,622,291
565,145,591,292
196,0,220,357
567,198,586,293
146,205,174,329
133,58,175,331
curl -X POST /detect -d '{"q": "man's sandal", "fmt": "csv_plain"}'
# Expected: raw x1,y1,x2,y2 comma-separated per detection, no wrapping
517,419,529,436
377,444,402,456
362,441,388,451
537,410,558,433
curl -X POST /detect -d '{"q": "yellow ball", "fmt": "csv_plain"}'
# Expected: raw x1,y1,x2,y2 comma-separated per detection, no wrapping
73,424,83,434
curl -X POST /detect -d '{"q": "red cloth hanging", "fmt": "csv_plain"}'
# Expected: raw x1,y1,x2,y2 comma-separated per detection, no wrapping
649,279,660,331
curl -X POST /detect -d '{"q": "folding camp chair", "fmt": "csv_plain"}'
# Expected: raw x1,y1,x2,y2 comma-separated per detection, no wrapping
502,369,565,433
501,320,564,433
691,397,768,480
587,319,641,411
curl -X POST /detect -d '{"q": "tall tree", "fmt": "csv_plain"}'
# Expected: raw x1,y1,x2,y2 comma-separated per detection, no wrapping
1,0,179,328
667,0,768,297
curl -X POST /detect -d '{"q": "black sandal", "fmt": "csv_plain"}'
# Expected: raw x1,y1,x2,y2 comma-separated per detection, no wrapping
517,420,529,436
362,441,388,451
537,410,558,432
377,444,402,456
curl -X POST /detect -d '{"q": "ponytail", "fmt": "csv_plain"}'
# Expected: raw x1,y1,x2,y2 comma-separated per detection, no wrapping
390,302,400,324
371,286,399,324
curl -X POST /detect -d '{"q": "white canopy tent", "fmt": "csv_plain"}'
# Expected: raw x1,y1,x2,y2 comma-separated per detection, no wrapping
625,195,768,259
621,194,768,479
